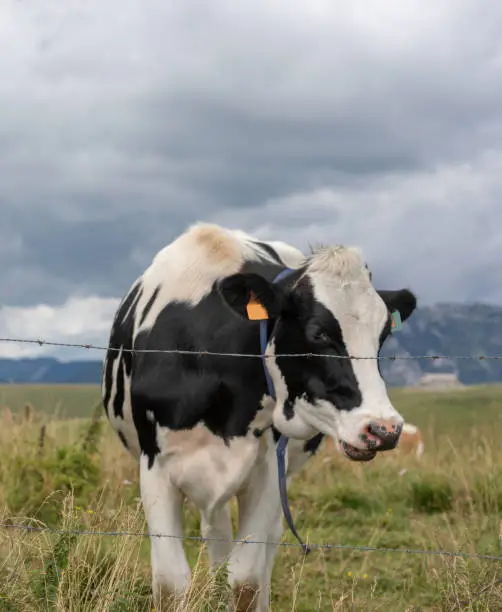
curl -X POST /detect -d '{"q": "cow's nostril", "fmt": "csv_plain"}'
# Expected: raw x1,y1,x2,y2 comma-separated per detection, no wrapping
367,421,402,450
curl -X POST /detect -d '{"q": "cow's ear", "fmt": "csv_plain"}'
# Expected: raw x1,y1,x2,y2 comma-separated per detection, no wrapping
377,289,417,322
217,273,282,321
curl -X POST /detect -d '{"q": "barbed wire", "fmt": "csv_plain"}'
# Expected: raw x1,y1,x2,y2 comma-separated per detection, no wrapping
1,521,501,562
1,337,502,360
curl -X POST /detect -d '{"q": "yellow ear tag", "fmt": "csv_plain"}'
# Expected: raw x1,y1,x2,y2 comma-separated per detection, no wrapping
246,292,269,320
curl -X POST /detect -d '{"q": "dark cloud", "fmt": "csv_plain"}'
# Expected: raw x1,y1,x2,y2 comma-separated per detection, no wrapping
1,0,502,318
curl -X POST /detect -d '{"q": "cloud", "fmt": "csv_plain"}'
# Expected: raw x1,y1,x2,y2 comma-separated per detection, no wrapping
212,150,502,305
1,0,502,356
0,296,119,360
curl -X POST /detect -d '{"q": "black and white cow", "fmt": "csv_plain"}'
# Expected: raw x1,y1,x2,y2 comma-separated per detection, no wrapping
101,222,417,611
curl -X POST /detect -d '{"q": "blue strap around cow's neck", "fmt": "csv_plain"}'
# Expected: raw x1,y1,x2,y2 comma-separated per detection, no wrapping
260,268,311,555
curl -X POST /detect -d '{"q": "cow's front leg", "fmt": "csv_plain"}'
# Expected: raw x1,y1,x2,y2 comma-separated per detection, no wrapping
228,449,283,612
140,454,191,611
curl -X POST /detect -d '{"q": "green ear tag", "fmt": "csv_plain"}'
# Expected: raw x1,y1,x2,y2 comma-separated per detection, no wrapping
391,310,402,331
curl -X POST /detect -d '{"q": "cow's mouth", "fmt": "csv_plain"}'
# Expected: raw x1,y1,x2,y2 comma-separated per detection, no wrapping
340,441,377,462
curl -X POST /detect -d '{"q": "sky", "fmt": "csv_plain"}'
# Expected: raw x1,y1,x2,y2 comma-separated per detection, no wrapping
1,0,502,360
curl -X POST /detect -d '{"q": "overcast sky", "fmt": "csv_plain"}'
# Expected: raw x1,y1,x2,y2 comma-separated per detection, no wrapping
1,0,502,360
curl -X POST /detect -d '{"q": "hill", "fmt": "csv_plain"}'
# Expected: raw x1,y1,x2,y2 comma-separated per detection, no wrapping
380,301,502,386
1,302,502,386
0,357,102,384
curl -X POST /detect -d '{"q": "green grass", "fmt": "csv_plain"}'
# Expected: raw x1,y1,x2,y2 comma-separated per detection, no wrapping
1,384,502,610
0,384,101,419
390,384,502,438
2,381,502,427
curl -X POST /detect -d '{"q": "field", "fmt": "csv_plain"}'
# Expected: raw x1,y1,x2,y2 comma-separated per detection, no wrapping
1,383,502,611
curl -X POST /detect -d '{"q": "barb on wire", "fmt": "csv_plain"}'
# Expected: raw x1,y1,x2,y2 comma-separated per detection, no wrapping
1,337,502,361
1,522,501,562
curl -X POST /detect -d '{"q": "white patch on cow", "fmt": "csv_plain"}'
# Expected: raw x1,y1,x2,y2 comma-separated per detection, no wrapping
264,339,319,439
227,428,284,610
121,278,142,324
139,453,191,605
154,422,260,519
134,223,305,336
146,410,155,423
135,224,244,335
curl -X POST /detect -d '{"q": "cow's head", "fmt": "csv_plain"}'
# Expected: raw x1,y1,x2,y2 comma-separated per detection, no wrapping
217,245,417,462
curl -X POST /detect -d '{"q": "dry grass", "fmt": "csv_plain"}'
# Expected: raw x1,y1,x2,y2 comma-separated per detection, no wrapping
1,384,502,610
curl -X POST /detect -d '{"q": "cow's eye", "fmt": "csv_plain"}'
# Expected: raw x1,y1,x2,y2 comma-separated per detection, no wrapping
306,321,333,346
311,329,331,345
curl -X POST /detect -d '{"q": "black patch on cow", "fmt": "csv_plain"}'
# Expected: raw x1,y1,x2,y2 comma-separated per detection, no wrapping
303,433,324,455
139,285,160,327
117,430,129,450
252,240,283,265
113,357,126,418
220,266,304,322
377,289,417,323
374,287,418,376
273,276,363,413
102,281,142,419
240,259,284,283
377,313,393,377
130,290,270,468
102,354,115,413
271,426,324,456
218,272,283,320
135,408,160,469
283,400,295,420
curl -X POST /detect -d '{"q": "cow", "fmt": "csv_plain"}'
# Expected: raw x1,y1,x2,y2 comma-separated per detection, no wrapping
397,422,424,459
101,222,417,611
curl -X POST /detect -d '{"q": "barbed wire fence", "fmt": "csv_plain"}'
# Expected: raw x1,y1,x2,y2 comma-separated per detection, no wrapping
1,335,502,609
1,520,502,562
2,336,502,360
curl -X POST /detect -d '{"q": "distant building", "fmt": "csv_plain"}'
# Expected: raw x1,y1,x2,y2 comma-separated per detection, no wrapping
418,372,464,390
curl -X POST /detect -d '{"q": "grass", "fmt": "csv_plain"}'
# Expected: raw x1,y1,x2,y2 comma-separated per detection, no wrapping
0,384,100,419
1,383,502,610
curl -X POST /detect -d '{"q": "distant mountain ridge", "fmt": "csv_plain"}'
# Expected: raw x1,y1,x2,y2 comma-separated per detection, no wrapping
1,302,502,387
380,302,502,386
0,357,103,385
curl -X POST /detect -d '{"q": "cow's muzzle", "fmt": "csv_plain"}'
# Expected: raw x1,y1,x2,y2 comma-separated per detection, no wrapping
340,419,403,462
366,420,403,451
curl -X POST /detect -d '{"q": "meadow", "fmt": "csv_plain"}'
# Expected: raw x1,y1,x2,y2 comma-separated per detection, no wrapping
1,383,502,611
